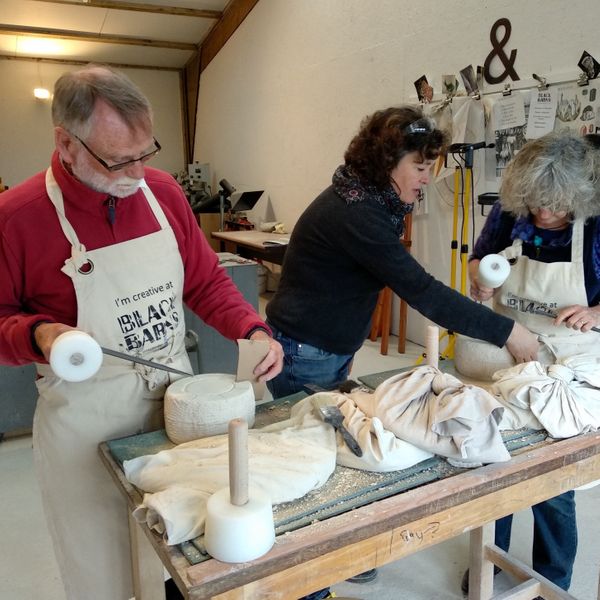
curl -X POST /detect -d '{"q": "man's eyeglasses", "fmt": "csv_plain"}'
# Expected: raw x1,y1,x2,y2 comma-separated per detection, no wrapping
404,118,436,135
72,133,161,172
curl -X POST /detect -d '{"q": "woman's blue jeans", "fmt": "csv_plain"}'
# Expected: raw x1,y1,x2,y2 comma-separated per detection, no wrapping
494,491,577,590
266,324,353,400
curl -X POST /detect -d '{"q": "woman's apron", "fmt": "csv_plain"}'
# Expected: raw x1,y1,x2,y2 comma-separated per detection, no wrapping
33,168,192,599
494,219,597,360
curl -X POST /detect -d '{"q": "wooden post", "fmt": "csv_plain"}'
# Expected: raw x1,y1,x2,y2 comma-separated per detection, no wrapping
128,512,166,600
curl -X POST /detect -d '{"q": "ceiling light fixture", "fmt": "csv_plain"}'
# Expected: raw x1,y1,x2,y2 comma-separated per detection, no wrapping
19,37,63,55
34,87,51,99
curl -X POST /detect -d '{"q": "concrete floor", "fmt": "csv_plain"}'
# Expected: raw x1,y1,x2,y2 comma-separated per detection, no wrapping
2,336,600,599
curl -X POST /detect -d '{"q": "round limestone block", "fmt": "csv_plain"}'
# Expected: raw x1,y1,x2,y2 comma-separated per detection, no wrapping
164,373,255,444
454,334,515,381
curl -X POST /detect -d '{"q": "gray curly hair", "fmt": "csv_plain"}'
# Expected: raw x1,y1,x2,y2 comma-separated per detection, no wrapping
499,130,600,220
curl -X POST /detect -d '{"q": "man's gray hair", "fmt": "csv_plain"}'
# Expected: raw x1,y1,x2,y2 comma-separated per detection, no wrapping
51,64,153,137
500,130,600,220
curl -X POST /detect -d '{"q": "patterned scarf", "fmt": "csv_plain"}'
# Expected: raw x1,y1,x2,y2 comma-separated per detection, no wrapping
511,215,573,248
511,214,600,283
332,165,413,236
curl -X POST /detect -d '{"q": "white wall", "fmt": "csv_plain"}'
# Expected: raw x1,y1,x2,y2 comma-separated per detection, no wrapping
0,60,185,188
193,0,600,345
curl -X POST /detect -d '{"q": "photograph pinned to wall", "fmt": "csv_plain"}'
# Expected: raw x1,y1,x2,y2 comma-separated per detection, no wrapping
414,75,433,103
459,65,479,96
525,88,557,139
492,92,528,179
577,84,600,135
555,86,582,132
476,65,485,93
578,51,600,80
494,125,527,178
581,104,595,122
493,91,526,130
442,74,459,97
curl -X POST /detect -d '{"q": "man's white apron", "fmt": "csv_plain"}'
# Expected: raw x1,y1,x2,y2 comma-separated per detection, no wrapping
494,219,596,359
33,168,191,599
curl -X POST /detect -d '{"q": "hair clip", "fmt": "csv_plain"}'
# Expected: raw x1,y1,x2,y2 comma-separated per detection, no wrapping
404,117,436,135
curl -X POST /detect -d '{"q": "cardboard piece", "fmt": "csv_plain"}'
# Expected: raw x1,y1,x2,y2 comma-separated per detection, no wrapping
236,339,270,400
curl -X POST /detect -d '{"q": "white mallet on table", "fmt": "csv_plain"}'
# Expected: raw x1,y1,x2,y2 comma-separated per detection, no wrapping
204,418,275,563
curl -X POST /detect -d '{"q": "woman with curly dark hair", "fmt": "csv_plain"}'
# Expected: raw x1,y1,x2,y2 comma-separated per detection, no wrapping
265,104,539,599
266,104,539,392
266,106,538,402
343,106,445,190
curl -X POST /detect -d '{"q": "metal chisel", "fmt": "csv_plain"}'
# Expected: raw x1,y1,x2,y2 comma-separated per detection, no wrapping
306,384,363,457
541,312,600,334
317,404,363,457
100,347,193,376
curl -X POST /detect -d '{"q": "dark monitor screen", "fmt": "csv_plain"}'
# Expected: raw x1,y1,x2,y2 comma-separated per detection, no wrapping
230,190,264,212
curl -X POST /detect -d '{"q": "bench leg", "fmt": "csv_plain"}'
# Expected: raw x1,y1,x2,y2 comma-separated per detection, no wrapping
469,520,578,600
468,522,495,600
129,511,166,600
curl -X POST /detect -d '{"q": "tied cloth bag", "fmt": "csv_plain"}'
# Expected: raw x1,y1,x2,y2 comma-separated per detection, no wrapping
352,365,510,467
493,353,600,439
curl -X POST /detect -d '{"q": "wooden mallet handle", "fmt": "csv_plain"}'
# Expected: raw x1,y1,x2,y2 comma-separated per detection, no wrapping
426,325,439,369
228,418,249,506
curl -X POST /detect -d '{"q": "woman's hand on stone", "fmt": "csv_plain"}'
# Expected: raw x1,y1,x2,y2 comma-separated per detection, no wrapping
505,322,539,363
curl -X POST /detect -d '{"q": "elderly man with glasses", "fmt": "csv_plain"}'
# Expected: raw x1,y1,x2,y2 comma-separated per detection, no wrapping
0,64,283,600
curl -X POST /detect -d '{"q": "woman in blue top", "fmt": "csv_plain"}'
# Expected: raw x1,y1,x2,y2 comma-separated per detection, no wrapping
461,130,600,593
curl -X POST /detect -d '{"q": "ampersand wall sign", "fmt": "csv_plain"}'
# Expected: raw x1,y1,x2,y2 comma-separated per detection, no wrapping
483,17,520,84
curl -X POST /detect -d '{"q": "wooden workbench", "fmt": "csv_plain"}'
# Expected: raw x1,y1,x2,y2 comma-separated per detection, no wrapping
99,397,600,600
211,230,289,265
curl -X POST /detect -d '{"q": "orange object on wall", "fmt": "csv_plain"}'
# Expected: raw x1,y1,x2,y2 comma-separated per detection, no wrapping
369,213,412,355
